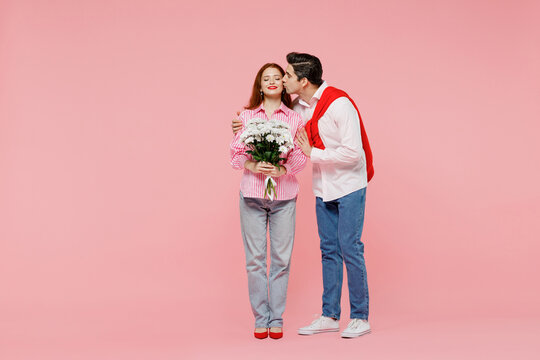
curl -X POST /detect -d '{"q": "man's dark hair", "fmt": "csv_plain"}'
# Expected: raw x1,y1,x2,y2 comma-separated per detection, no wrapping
286,52,323,86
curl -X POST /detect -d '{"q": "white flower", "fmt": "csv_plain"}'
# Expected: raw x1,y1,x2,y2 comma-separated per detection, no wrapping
279,146,288,153
250,117,265,125
266,134,275,142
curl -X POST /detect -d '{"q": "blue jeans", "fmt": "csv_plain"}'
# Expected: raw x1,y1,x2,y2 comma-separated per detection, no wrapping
316,188,369,320
239,192,296,328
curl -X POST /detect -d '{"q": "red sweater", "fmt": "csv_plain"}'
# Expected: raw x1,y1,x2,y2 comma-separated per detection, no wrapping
305,86,374,182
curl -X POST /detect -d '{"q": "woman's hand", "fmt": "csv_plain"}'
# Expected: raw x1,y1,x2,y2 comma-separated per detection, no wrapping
244,160,266,174
260,163,287,178
245,161,287,177
296,128,313,157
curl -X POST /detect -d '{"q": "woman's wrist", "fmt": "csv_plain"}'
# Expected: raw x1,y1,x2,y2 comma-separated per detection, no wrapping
244,160,256,173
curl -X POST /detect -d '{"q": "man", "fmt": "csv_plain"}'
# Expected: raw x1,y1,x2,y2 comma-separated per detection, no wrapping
232,52,374,338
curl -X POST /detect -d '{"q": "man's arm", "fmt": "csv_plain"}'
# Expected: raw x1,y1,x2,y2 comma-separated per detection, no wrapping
310,98,364,165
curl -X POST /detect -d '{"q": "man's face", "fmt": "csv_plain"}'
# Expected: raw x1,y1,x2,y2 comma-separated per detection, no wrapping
283,64,302,95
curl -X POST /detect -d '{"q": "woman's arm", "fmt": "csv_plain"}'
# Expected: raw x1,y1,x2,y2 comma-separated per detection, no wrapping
230,113,248,169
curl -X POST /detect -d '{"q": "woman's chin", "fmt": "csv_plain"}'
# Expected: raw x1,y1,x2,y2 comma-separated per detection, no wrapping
263,92,282,99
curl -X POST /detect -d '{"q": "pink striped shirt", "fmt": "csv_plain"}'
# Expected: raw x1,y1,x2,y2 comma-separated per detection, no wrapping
230,103,307,200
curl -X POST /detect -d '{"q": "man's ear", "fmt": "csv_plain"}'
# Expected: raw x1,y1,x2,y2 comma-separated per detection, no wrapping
300,77,309,87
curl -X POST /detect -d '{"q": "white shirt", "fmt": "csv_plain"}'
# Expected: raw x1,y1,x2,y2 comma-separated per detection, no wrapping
292,82,367,201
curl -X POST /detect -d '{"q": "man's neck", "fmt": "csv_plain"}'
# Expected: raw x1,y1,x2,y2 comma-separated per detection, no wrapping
298,84,321,104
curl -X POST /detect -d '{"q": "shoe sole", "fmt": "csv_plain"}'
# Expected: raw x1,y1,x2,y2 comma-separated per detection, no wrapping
298,328,340,335
341,329,371,338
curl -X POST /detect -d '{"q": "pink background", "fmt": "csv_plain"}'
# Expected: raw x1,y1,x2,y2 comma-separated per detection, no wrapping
1,0,539,359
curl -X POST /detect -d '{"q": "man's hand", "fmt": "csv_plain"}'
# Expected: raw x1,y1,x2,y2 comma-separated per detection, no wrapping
232,111,242,134
296,128,313,157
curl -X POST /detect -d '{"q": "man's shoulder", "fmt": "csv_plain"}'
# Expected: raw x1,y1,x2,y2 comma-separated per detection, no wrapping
327,95,355,110
324,96,359,124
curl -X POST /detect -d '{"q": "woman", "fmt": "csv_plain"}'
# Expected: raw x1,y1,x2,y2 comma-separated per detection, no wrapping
230,63,306,339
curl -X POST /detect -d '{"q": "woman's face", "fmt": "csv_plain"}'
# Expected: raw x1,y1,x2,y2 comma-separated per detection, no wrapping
260,67,284,98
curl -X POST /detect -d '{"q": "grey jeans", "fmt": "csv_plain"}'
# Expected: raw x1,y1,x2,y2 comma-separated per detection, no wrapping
239,192,296,328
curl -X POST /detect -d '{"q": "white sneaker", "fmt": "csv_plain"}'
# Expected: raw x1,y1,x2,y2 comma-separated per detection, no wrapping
298,315,339,335
341,319,371,338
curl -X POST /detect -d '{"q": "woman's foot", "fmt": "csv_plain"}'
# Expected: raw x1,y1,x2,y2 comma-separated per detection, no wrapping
269,327,283,339
254,327,268,339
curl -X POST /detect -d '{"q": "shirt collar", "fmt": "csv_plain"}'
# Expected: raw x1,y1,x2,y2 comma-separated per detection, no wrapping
298,81,328,107
277,102,291,115
253,102,291,116
253,103,265,114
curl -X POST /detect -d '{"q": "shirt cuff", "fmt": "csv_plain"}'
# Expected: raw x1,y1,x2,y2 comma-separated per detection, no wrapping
283,163,291,175
310,147,324,163
238,155,248,168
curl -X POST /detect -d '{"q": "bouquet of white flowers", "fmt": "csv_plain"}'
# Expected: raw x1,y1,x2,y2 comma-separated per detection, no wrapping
240,117,295,200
